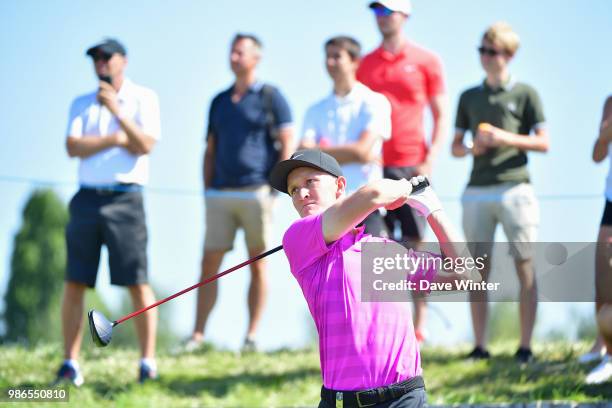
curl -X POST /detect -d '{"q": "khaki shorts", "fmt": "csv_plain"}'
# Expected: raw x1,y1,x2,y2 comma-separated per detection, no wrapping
462,182,539,260
204,185,275,251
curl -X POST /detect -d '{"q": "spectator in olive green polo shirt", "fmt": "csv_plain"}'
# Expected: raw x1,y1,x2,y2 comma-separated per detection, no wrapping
451,22,550,363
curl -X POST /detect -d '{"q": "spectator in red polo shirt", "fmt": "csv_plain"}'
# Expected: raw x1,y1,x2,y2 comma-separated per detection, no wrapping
357,0,449,343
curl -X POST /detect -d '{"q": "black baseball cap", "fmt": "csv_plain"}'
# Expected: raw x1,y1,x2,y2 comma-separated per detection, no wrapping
269,149,343,195
86,38,127,58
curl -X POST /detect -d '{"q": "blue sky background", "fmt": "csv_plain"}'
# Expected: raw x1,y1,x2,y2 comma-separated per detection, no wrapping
1,0,611,350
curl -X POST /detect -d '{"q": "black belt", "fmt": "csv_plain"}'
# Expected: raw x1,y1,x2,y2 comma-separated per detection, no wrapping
80,183,143,195
321,375,425,407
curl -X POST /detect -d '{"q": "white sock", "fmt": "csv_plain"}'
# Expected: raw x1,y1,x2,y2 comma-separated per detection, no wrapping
140,358,157,370
64,359,79,370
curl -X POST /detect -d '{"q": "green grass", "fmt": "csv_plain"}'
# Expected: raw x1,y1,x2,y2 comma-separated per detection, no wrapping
422,342,612,405
0,342,610,407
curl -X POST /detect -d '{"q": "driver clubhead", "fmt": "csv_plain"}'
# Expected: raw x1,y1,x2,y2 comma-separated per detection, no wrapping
88,309,114,347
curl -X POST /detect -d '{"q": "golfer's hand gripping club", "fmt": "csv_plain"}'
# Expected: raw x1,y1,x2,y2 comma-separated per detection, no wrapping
405,176,442,218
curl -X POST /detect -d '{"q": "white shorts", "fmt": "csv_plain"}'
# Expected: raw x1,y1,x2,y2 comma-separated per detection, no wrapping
462,182,539,260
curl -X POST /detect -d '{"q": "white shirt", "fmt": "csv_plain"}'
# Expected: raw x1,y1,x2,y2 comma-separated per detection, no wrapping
66,78,161,186
301,82,391,192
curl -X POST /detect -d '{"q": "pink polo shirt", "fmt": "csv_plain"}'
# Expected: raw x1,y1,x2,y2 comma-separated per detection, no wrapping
282,213,437,390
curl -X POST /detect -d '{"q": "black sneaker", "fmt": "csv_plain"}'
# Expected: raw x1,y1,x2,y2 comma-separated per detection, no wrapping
466,346,491,360
515,347,534,363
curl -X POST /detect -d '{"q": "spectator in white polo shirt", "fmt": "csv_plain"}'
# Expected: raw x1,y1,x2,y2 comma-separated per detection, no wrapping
54,38,161,386
300,35,391,237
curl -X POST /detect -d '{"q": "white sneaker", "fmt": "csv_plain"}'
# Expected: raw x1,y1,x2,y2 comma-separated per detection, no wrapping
170,337,209,355
578,347,607,364
241,337,258,353
585,355,612,385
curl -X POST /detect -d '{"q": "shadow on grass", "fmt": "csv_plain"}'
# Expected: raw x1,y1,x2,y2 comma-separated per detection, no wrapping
425,352,612,402
59,366,322,400
82,380,136,400
162,367,322,398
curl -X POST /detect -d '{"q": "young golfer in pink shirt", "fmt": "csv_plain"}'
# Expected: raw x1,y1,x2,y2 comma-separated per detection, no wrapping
269,149,480,407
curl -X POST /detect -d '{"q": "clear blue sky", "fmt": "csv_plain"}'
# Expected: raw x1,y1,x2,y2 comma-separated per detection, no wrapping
1,0,610,350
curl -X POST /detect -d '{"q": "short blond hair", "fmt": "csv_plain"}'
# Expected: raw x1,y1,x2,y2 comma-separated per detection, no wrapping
482,22,520,56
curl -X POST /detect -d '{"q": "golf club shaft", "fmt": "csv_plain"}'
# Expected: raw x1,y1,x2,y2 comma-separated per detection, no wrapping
113,245,284,325
112,179,429,326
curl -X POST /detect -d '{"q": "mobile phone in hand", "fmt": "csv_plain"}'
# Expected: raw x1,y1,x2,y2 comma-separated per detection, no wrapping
99,75,113,85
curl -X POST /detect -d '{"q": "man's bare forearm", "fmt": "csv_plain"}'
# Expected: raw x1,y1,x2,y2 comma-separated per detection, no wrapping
66,135,117,158
203,151,214,189
321,145,367,164
426,94,449,164
427,210,481,282
427,210,463,257
594,97,612,163
500,129,549,152
277,127,294,161
116,115,155,155
426,118,448,163
321,131,378,164
203,133,216,189
593,135,610,163
427,126,446,164
322,179,411,243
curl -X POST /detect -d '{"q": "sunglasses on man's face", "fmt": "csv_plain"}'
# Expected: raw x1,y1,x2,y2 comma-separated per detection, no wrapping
93,53,113,62
373,6,394,17
478,46,503,57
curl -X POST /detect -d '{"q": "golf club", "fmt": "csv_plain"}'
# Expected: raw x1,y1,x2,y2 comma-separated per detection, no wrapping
88,177,431,347
88,245,283,347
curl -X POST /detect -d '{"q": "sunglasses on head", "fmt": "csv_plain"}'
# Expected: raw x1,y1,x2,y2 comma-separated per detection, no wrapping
372,5,394,17
478,46,503,57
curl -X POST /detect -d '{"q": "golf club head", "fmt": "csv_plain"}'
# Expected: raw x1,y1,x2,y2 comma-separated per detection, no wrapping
88,309,113,347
